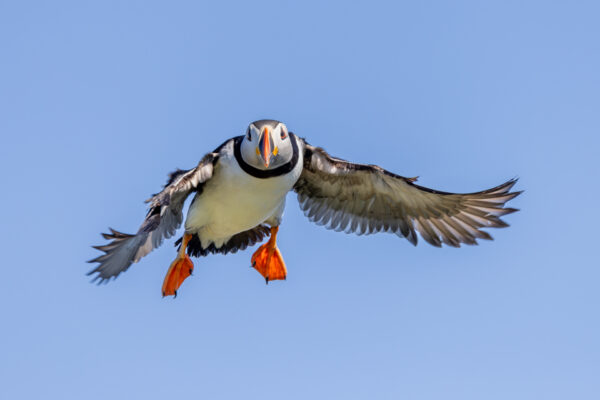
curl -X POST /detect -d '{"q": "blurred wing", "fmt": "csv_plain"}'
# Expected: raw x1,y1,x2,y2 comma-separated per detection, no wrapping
88,151,220,283
294,141,521,247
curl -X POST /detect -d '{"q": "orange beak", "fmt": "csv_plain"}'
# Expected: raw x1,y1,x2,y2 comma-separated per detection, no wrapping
257,127,274,168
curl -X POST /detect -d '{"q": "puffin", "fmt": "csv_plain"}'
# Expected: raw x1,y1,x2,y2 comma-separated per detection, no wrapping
89,119,521,296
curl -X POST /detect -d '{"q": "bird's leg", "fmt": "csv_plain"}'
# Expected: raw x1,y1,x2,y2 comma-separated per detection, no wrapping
251,226,287,283
162,233,194,297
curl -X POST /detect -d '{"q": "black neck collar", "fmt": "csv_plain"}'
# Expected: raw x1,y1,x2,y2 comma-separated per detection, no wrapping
234,133,300,179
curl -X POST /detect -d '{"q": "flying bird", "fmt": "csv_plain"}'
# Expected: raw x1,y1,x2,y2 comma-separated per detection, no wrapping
89,119,521,296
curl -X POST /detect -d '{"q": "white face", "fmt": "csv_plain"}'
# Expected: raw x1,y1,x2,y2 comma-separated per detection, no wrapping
240,120,293,170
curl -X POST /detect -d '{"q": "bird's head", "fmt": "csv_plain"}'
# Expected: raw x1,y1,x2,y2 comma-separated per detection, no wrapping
241,119,293,169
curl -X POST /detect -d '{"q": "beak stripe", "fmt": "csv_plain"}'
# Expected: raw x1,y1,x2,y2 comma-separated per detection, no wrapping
259,128,271,167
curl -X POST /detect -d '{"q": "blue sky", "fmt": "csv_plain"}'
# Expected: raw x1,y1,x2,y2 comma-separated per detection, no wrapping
1,1,598,399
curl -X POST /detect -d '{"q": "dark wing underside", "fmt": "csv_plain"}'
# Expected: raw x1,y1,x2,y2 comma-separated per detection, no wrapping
294,140,521,247
88,144,227,283
175,225,271,257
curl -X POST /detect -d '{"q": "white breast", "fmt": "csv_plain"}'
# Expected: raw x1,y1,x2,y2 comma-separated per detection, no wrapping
184,140,303,248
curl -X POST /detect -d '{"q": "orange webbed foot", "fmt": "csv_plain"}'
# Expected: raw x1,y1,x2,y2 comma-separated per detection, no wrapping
162,254,194,297
162,233,194,297
251,227,287,283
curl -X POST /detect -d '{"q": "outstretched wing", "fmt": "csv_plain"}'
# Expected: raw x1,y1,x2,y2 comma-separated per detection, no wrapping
294,141,521,247
88,151,220,283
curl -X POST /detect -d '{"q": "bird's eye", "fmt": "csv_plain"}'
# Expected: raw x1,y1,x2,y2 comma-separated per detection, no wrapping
246,129,252,141
280,129,287,140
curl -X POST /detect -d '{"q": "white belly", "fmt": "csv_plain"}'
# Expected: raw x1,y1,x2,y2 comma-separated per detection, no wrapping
184,150,302,247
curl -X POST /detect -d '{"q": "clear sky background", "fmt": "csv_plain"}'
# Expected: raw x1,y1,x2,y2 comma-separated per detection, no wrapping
1,1,598,399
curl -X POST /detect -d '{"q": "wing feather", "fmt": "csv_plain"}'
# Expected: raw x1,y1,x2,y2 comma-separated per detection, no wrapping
88,148,223,283
294,140,521,247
